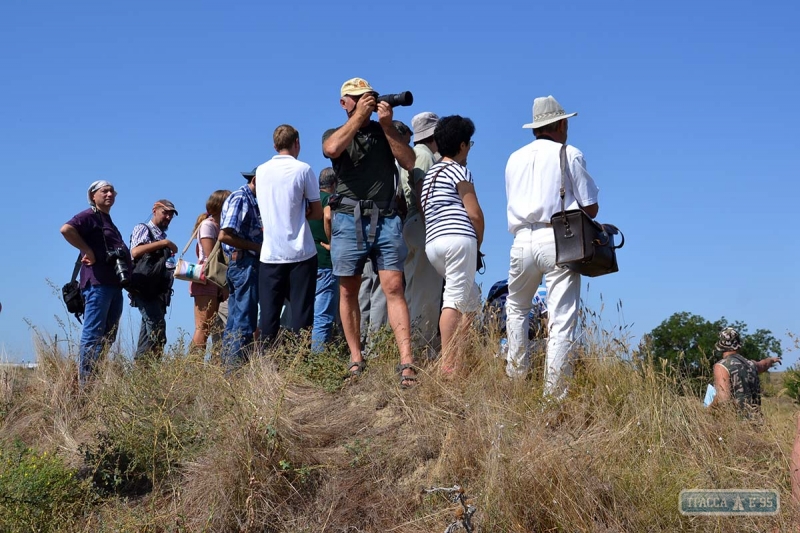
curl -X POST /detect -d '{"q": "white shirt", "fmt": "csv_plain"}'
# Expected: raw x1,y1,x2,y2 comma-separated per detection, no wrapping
505,138,599,235
255,155,320,264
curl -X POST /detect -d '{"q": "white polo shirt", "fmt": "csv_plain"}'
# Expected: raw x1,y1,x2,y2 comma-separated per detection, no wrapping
255,155,320,264
505,138,599,235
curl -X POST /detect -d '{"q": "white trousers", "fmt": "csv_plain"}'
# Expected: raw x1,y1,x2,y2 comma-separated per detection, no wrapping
403,214,444,350
426,234,481,314
505,224,581,398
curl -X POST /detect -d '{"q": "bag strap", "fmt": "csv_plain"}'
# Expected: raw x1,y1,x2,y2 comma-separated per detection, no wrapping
178,223,202,260
421,161,456,217
71,253,82,282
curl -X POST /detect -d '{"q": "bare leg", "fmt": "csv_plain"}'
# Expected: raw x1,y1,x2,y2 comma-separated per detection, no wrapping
339,275,364,365
377,270,415,381
192,295,219,353
439,307,461,373
792,414,800,504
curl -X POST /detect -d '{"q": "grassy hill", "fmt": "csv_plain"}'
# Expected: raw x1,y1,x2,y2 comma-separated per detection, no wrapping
0,325,797,532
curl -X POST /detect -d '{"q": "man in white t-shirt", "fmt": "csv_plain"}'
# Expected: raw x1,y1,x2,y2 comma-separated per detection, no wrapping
504,96,600,399
255,124,323,345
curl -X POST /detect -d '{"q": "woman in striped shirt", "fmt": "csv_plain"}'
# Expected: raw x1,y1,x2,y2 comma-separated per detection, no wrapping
421,115,485,375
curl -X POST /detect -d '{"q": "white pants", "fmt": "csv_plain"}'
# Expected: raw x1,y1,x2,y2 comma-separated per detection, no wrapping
505,224,580,398
403,214,444,350
426,234,481,314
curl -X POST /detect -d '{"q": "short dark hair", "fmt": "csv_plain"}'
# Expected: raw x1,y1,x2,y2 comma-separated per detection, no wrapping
434,115,475,158
532,119,562,137
273,124,299,151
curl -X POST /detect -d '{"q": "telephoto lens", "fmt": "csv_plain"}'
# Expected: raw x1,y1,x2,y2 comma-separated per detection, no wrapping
114,258,130,287
377,91,413,107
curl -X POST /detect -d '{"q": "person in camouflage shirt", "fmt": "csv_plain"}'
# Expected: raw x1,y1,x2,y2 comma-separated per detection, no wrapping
710,327,781,416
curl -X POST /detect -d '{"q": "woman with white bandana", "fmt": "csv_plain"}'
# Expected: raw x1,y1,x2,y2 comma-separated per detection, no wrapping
60,180,132,385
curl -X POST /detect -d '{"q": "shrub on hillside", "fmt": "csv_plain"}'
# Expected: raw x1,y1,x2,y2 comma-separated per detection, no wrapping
0,442,91,532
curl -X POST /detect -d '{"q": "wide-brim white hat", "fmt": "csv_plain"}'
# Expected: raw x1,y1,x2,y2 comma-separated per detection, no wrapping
522,95,577,129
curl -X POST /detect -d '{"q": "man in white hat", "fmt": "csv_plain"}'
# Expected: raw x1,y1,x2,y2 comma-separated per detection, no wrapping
401,111,444,356
504,96,600,398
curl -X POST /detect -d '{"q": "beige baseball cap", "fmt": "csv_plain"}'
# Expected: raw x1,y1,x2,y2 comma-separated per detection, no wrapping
340,77,376,97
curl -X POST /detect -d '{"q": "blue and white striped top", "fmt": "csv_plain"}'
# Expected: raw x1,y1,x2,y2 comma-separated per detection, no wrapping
421,161,477,245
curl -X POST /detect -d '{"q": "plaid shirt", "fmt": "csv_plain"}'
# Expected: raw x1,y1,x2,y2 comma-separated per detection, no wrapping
219,184,263,257
130,220,166,251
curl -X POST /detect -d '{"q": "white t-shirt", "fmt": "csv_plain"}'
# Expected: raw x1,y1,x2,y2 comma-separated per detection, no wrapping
505,138,599,235
421,161,477,245
255,155,320,264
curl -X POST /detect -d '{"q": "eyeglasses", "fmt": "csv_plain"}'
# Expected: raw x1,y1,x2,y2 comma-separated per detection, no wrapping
468,140,474,148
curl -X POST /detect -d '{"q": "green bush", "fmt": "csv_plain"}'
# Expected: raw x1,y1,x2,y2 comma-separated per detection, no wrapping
783,365,800,402
0,442,90,532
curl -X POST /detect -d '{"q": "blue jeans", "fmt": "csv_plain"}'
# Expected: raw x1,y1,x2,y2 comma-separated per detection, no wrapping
79,284,123,385
311,267,338,353
331,212,407,277
132,295,167,360
221,252,259,368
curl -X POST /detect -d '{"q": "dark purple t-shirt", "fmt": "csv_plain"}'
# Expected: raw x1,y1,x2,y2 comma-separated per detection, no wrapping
65,208,131,289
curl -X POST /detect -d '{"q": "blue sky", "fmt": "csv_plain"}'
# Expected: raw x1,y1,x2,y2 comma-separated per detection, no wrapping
1,0,798,366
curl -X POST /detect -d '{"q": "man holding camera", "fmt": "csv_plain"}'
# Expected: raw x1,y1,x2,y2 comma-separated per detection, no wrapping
322,77,418,386
61,180,132,385
130,199,179,361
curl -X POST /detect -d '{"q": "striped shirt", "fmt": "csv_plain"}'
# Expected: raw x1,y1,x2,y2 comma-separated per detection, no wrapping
421,161,477,245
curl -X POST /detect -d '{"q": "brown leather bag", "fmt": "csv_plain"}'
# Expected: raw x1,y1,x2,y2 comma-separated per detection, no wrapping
550,145,624,277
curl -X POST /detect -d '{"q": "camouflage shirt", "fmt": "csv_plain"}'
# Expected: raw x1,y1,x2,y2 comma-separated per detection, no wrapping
717,353,761,415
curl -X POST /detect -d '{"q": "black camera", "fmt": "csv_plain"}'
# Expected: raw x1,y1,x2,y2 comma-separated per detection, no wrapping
377,91,413,107
106,248,130,287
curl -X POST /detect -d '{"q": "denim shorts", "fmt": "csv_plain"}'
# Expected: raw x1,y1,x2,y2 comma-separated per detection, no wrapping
331,212,407,277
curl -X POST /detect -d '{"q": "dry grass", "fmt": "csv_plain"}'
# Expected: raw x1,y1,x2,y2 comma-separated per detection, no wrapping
0,320,798,532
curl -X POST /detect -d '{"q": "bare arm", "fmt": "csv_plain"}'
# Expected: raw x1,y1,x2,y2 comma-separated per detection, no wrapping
322,96,375,159
322,205,332,250
306,200,323,221
199,237,215,260
457,181,485,248
709,363,731,407
132,239,177,260
755,357,781,373
583,203,599,219
375,101,414,171
61,223,96,265
218,228,261,253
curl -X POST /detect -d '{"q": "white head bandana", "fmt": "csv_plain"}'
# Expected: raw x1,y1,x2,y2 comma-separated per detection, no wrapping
87,180,114,206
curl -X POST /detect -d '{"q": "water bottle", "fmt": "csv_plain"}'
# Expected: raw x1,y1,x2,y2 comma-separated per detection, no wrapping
165,253,177,270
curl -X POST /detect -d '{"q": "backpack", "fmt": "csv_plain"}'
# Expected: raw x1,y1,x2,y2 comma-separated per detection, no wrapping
129,226,173,299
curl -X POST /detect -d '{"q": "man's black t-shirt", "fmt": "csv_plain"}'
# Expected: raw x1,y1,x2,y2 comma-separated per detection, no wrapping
322,121,396,207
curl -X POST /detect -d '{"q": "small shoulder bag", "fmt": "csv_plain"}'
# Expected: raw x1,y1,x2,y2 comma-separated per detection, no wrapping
62,254,85,323
173,225,206,284
550,144,624,277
